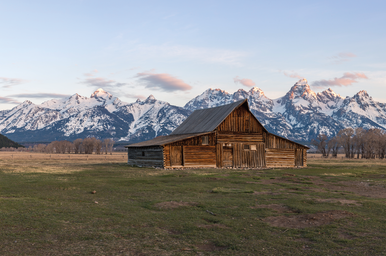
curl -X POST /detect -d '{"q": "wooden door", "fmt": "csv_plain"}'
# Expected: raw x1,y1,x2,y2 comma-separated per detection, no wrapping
171,146,183,166
295,149,303,167
222,146,233,167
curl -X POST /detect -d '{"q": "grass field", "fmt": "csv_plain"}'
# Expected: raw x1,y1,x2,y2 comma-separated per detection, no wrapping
1,152,386,255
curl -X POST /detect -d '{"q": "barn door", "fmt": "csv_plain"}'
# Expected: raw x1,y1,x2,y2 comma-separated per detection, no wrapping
295,149,303,167
222,145,233,167
171,146,183,166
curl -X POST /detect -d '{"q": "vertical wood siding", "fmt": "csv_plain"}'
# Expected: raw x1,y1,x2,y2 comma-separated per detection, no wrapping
303,149,307,167
295,149,303,167
163,145,171,167
217,104,263,133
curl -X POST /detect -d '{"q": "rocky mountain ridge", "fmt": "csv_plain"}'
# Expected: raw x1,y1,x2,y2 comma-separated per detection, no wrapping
0,79,385,144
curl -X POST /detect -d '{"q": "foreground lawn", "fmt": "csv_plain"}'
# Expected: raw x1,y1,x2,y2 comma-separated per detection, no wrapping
1,154,386,255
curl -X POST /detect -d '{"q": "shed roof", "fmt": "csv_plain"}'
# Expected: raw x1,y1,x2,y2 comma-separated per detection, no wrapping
125,132,212,147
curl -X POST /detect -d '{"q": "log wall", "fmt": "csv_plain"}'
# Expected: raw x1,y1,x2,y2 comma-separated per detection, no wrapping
127,147,164,168
183,146,216,167
163,144,216,168
266,148,295,167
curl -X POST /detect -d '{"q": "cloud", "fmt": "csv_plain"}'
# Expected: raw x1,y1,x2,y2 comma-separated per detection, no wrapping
81,77,128,88
233,76,255,87
135,71,192,92
83,70,99,77
0,77,25,88
123,93,146,100
8,93,71,99
0,96,21,104
312,72,368,88
283,72,304,80
329,52,357,64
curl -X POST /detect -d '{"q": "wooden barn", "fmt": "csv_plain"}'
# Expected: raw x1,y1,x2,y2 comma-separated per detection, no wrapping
125,99,308,169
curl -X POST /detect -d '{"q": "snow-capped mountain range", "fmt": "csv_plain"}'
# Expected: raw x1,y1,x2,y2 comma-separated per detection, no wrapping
1,79,385,144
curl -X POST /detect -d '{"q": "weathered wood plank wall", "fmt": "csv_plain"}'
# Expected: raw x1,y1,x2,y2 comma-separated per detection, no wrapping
184,146,216,167
217,104,263,133
128,147,164,167
169,133,215,146
217,133,263,143
265,133,304,149
266,148,295,167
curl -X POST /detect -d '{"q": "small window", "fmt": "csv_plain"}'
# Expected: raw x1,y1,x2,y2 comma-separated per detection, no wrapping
142,151,145,156
244,144,249,150
250,145,256,151
202,136,209,145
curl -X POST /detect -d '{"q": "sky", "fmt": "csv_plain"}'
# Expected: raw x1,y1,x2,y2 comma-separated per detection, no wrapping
1,0,386,110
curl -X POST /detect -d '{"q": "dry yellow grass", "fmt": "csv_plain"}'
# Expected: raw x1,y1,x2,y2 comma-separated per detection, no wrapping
308,153,386,166
0,151,128,173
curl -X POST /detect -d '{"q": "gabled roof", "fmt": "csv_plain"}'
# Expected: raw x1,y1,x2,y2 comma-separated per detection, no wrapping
171,99,267,135
125,132,212,147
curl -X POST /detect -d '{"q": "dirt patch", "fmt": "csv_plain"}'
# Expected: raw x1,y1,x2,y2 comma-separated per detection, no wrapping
154,201,197,209
251,204,294,213
314,198,361,206
263,210,354,228
313,177,386,198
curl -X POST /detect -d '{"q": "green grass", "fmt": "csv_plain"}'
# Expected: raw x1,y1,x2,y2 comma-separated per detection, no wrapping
1,159,386,255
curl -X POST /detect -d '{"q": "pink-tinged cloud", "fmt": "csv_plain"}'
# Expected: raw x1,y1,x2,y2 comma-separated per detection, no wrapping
0,96,21,104
83,70,99,77
312,72,368,88
135,71,192,92
0,77,25,88
81,77,128,88
283,72,304,80
233,76,255,87
329,52,357,64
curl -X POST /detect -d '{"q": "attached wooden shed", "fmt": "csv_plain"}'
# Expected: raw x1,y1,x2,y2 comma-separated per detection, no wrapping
125,99,308,168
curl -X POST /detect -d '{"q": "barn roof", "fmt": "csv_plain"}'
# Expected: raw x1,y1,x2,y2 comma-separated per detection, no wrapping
125,132,212,147
171,99,267,135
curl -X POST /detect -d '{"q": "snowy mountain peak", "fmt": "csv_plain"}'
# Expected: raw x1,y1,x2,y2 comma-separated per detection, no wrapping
23,100,33,105
355,90,370,98
206,88,229,95
296,78,308,85
317,88,343,101
143,95,157,104
286,79,317,100
249,87,265,96
147,95,155,100
91,88,112,99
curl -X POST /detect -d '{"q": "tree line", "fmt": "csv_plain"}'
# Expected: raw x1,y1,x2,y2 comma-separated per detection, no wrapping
312,128,386,159
32,138,115,154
